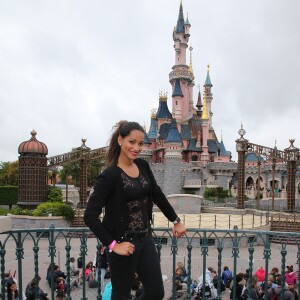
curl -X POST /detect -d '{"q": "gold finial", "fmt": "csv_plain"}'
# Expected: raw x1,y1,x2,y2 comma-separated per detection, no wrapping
144,123,147,132
202,95,209,120
189,46,193,75
159,90,168,101
275,139,277,146
151,108,157,118
207,64,210,70
221,130,223,141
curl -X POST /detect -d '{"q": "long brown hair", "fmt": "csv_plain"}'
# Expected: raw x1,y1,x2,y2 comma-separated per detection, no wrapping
105,120,144,167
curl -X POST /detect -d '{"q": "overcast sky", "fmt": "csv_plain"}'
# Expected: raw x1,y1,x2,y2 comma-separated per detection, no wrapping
1,0,299,162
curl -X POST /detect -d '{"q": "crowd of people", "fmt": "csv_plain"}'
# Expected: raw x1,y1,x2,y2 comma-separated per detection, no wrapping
1,247,111,300
173,263,299,300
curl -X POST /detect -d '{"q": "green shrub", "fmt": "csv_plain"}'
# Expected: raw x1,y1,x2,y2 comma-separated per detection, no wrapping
203,187,229,199
32,202,74,221
47,186,63,202
0,186,18,209
0,207,8,215
10,206,23,215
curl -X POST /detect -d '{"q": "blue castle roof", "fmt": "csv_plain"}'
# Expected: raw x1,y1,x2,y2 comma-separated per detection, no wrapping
158,123,171,140
156,100,172,119
166,118,182,144
180,124,191,140
246,153,265,162
186,138,202,152
172,78,184,97
148,118,157,139
207,139,219,153
143,132,152,145
205,69,213,86
176,2,185,33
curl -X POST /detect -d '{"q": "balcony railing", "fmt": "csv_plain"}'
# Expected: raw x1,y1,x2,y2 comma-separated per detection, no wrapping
1,226,300,300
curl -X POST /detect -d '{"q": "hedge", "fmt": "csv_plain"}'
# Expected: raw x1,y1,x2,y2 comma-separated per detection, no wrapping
0,186,18,206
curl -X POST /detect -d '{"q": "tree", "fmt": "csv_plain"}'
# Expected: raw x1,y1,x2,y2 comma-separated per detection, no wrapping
47,186,63,202
0,161,19,186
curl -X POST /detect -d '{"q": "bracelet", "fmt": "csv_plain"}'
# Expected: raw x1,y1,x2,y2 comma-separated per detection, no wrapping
108,240,116,252
172,217,181,225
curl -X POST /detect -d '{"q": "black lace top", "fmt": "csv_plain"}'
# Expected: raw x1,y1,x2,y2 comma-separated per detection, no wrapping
121,170,150,231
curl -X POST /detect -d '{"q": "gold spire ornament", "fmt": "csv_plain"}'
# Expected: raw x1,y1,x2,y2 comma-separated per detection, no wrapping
189,46,194,75
202,95,209,120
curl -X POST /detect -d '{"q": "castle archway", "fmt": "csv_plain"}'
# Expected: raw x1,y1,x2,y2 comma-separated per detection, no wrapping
246,177,254,189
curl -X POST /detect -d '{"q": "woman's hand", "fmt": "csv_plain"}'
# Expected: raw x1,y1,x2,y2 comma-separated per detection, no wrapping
172,222,186,238
112,242,135,256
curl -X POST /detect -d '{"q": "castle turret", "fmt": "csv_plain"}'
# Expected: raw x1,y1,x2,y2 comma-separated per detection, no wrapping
201,95,210,162
169,1,194,123
203,65,213,129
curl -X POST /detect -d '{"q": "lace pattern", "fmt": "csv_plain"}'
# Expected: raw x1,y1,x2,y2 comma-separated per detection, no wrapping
121,171,150,231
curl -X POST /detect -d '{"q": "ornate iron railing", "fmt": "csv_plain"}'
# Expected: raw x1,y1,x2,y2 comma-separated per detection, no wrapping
1,226,300,300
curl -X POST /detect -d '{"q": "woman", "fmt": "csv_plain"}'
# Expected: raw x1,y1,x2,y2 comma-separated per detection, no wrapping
84,121,186,300
242,275,263,300
230,273,245,300
25,276,49,300
175,262,188,283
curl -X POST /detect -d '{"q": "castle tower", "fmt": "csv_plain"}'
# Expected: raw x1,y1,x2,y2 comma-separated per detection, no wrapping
203,65,213,131
169,1,194,123
163,118,183,195
201,94,210,162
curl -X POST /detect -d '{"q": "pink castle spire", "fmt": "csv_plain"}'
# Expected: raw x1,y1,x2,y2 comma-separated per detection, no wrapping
169,1,195,123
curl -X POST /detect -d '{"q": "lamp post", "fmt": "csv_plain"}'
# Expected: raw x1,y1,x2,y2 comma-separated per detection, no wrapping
256,160,261,210
271,157,276,210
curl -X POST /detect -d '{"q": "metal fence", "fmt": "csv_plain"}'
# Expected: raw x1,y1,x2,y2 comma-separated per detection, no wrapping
1,226,300,300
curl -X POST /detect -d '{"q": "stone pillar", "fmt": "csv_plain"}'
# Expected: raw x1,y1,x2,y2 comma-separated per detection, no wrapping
163,148,182,195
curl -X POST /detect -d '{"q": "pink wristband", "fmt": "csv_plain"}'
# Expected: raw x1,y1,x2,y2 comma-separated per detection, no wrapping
109,240,116,252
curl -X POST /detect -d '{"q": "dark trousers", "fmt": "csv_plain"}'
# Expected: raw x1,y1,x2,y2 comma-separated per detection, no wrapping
109,234,164,300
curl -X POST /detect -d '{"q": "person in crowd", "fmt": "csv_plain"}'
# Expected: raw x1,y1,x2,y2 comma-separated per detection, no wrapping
259,273,278,291
230,272,246,300
95,245,109,292
243,268,250,283
84,261,93,280
25,276,49,300
175,262,188,283
6,282,19,300
270,267,280,283
46,263,66,288
285,265,297,287
267,275,295,300
70,257,80,276
56,277,66,299
211,270,226,293
255,266,266,283
222,266,233,288
84,120,186,300
242,275,263,300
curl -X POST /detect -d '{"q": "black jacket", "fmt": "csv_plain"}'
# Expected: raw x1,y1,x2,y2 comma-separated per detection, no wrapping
84,158,178,246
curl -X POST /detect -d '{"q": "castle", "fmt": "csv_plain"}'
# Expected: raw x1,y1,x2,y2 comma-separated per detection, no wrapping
139,1,300,199
139,1,235,196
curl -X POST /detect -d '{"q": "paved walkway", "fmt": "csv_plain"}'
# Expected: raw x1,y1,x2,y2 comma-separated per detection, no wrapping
1,234,298,299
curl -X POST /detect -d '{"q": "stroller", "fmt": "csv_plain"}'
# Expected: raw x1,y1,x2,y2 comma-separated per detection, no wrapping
193,282,212,300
